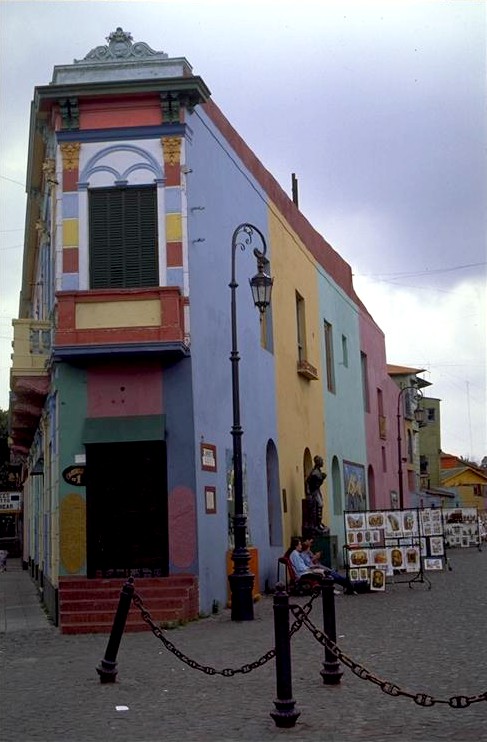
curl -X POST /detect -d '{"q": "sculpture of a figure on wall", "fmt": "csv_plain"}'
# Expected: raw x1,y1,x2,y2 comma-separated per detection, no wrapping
305,455,328,535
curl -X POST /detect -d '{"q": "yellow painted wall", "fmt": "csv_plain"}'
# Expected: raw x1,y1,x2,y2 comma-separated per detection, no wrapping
442,469,487,509
268,208,326,549
166,213,182,241
63,219,79,247
76,299,160,329
11,319,51,374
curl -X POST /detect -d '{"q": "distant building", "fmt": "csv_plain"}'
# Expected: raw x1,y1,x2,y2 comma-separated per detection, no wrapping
419,397,442,489
440,454,487,510
387,365,431,509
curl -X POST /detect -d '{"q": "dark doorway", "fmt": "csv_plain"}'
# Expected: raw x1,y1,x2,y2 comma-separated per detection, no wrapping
86,441,168,578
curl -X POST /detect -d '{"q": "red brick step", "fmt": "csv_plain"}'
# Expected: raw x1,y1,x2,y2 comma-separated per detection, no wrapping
57,574,199,634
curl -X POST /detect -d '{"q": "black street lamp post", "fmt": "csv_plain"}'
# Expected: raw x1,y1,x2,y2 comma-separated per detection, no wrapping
396,385,424,510
228,223,273,621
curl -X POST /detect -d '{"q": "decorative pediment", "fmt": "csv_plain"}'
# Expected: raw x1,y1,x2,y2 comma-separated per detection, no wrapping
77,28,168,63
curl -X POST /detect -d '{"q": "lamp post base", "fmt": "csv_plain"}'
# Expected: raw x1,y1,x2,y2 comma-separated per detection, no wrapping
228,572,254,621
270,699,300,728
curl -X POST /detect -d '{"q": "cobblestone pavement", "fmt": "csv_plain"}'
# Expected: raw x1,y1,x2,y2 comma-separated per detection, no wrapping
1,548,486,742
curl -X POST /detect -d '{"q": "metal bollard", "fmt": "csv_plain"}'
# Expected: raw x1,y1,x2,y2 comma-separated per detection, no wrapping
320,577,343,685
270,583,300,728
96,577,135,683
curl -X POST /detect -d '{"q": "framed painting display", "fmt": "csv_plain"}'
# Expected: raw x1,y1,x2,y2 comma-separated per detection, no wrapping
358,567,369,582
349,549,370,568
366,511,385,529
429,536,444,556
343,461,366,511
345,512,366,530
424,557,443,570
385,511,402,537
390,546,405,570
370,567,386,591
405,546,420,572
402,510,418,535
370,548,389,568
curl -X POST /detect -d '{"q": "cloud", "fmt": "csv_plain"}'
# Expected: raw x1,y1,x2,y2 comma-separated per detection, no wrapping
353,275,487,462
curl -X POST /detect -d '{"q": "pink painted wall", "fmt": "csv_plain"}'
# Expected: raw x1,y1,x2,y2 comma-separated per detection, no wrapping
86,361,163,417
359,310,399,509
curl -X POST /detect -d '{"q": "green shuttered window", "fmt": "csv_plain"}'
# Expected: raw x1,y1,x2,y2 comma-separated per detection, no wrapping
89,186,159,288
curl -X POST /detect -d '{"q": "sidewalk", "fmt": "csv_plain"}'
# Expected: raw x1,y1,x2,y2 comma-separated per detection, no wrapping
1,549,486,742
0,559,54,633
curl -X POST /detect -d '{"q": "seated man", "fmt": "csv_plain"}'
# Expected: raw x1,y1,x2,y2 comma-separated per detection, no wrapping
288,538,355,594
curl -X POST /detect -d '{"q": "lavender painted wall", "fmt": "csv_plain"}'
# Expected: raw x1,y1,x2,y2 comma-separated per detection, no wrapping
185,107,279,610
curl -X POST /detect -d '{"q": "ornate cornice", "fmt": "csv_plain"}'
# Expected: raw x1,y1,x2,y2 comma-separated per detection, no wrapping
60,142,81,171
162,137,182,166
77,28,168,63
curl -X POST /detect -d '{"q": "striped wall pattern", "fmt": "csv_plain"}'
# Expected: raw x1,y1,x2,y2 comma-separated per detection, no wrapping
162,137,184,291
60,142,80,290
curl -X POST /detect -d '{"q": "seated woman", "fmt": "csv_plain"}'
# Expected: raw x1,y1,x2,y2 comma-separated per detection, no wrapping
287,538,356,595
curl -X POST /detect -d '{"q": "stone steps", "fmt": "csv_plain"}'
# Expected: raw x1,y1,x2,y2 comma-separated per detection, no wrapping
58,574,199,634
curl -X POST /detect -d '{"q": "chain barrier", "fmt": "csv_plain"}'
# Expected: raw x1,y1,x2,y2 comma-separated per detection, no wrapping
132,587,317,676
289,604,487,709
131,588,485,708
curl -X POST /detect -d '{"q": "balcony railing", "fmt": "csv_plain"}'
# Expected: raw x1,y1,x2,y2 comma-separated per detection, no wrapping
54,287,187,352
11,319,51,378
297,359,319,380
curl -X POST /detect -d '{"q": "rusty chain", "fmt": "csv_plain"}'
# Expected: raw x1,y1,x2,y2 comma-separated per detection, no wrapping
131,588,320,676
289,604,487,709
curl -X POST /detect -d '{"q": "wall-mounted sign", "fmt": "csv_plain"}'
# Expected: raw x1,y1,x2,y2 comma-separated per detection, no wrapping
201,443,217,472
0,492,22,511
205,486,217,514
62,465,86,486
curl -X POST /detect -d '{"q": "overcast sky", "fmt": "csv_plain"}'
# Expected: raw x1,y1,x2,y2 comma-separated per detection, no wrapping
0,0,485,462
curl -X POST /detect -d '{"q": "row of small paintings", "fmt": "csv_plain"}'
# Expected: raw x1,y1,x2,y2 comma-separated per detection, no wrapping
443,508,478,525
345,509,444,538
444,534,479,548
346,539,445,572
444,524,478,536
349,566,386,591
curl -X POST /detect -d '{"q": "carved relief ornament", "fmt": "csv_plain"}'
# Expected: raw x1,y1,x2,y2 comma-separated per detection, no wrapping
162,137,182,166
42,159,57,184
60,143,81,171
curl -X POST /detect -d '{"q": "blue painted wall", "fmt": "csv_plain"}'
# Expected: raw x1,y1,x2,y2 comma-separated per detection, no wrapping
185,107,279,610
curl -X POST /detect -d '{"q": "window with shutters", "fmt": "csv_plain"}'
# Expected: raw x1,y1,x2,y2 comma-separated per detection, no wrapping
89,186,159,289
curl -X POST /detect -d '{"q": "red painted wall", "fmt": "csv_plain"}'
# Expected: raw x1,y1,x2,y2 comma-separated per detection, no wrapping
79,95,162,129
86,361,163,417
